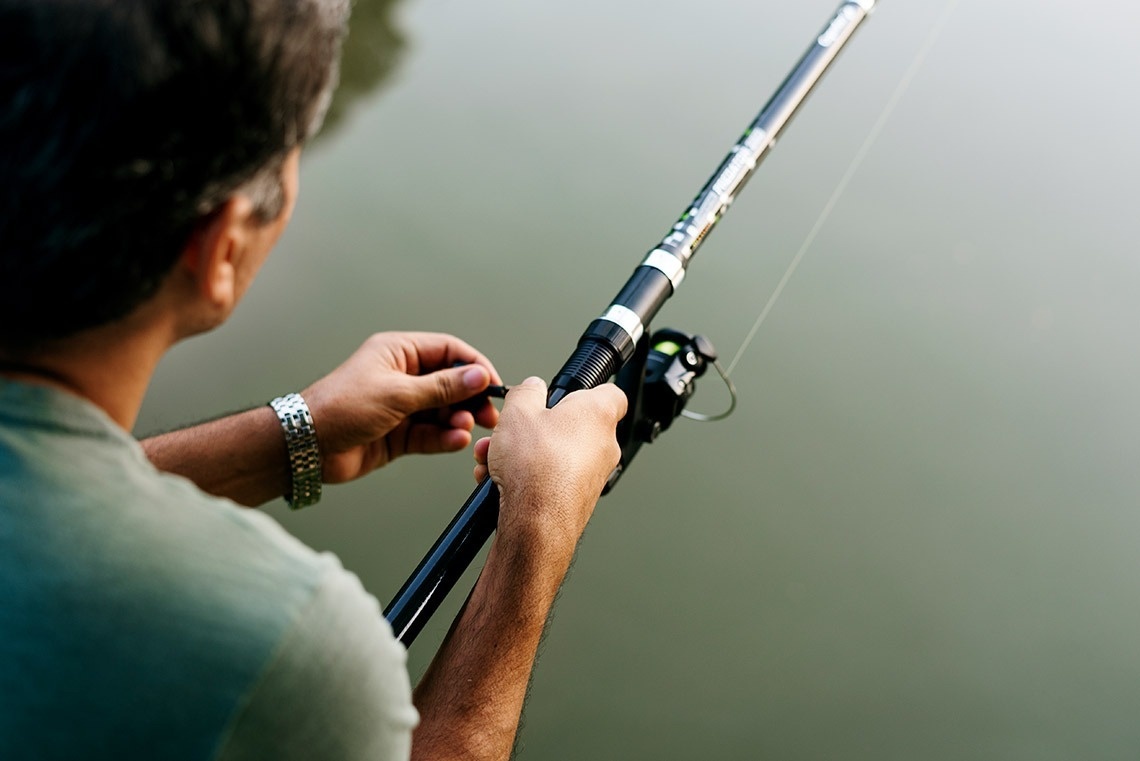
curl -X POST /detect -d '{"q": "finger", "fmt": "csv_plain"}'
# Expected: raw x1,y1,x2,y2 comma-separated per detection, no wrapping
448,409,476,432
499,376,547,416
592,382,629,421
404,423,472,455
473,463,489,483
403,364,491,414
473,436,491,465
561,381,628,423
471,399,499,430
401,332,503,386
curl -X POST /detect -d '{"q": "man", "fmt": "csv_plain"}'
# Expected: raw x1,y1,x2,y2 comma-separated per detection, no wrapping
0,1,626,759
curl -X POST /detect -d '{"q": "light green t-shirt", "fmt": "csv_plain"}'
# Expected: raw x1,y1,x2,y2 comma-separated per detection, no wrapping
0,379,418,760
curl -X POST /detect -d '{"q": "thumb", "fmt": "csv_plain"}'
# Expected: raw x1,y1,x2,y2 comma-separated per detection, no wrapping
501,376,548,412
405,364,490,411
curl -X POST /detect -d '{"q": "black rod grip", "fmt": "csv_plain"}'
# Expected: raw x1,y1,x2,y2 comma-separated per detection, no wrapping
384,477,499,645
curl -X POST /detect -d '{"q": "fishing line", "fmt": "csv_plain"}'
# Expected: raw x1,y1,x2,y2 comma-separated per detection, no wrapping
724,0,963,378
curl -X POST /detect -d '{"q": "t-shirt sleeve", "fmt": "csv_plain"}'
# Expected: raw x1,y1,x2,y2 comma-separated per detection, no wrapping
212,559,419,761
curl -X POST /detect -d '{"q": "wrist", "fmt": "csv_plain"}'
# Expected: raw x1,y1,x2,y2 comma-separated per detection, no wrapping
481,533,572,614
494,491,590,577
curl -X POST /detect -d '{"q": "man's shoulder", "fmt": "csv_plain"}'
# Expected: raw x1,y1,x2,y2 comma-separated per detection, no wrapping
0,389,395,760
0,380,324,593
214,559,418,761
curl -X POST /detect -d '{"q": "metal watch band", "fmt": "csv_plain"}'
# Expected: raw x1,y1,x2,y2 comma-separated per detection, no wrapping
268,393,322,509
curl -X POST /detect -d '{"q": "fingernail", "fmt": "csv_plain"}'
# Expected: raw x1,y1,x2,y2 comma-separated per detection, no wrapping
519,376,544,388
463,366,487,389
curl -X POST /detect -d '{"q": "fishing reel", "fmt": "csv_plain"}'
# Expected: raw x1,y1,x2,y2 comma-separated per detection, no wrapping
604,328,736,494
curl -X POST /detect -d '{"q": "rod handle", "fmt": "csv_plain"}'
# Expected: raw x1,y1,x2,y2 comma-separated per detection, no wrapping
383,477,499,644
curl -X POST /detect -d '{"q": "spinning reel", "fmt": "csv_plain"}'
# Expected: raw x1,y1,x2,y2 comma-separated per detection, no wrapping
605,328,735,493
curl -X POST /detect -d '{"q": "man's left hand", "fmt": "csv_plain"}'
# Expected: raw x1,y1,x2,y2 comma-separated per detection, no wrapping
302,332,501,485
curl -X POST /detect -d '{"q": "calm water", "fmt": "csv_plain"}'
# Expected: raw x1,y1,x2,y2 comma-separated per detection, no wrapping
138,1,1140,758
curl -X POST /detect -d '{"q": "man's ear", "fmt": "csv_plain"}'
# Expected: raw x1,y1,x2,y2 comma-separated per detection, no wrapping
179,195,258,315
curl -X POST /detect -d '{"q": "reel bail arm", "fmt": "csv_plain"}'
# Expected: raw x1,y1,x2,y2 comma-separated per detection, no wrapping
606,328,722,493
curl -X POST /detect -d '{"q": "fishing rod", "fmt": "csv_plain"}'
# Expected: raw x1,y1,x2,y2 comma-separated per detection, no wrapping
385,0,878,646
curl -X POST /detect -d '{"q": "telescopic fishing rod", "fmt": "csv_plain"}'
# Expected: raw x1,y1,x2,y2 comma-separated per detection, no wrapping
385,0,878,646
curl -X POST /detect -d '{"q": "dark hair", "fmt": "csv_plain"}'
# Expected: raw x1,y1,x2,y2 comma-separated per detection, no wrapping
0,0,350,348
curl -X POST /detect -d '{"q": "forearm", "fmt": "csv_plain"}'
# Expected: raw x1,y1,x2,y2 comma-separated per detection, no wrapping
140,406,290,507
411,524,575,761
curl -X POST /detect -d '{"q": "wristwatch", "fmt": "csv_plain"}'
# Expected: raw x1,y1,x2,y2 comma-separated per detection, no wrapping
268,393,322,509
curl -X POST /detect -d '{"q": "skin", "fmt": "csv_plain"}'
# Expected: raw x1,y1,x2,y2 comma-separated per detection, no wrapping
1,146,627,761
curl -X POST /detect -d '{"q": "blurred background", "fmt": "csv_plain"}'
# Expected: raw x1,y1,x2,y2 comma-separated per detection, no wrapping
137,1,1140,758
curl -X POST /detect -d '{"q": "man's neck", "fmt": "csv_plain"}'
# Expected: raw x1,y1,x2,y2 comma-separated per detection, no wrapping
0,320,173,432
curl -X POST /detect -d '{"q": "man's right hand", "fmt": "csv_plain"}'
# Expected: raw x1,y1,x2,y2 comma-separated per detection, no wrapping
413,377,626,761
472,376,626,558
